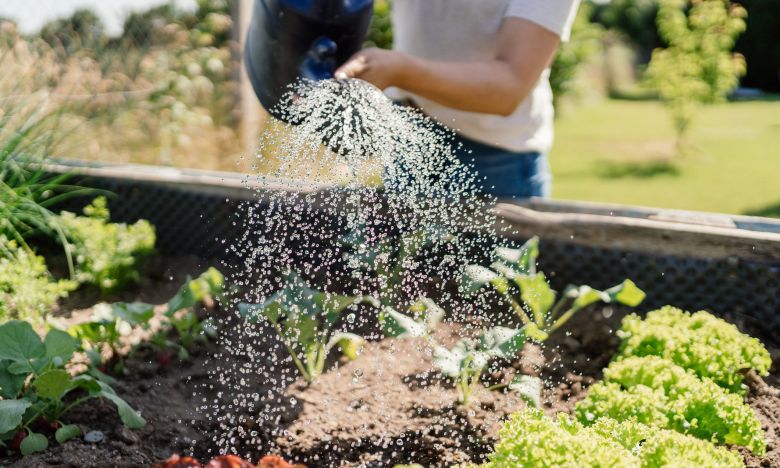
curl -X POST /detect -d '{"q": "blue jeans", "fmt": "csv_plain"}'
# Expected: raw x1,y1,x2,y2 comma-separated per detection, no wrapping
452,133,552,199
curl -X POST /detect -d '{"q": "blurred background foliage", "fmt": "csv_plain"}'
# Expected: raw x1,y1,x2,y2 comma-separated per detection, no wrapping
0,0,778,215
0,0,241,170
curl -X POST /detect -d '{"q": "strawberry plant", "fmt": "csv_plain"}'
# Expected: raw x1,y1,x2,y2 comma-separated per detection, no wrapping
575,355,766,455
616,306,771,393
432,326,526,405
0,321,144,455
239,270,378,383
57,196,155,293
461,236,645,341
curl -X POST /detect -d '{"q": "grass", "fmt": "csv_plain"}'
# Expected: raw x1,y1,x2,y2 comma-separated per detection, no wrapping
550,97,780,217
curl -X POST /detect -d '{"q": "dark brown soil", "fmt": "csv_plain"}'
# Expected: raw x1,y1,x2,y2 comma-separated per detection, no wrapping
2,262,778,468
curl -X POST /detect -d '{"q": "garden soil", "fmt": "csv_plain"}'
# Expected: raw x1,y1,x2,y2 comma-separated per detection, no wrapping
2,258,779,467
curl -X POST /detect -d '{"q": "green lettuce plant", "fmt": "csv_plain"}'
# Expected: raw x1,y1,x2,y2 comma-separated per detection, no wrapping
575,355,766,455
617,306,771,393
0,321,144,455
239,270,378,384
57,197,155,293
0,240,76,323
469,409,742,468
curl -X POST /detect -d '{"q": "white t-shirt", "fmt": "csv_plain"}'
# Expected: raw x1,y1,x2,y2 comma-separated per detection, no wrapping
389,0,581,153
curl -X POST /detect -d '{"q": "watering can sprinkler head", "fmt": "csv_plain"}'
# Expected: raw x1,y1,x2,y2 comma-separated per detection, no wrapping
244,0,374,123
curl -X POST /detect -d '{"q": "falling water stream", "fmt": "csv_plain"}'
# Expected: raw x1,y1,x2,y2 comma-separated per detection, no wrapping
199,79,535,465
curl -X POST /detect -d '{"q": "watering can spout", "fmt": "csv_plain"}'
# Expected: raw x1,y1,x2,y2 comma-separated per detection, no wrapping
244,0,374,121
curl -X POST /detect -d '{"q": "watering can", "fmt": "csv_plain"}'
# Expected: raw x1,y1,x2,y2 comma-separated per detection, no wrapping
244,0,374,121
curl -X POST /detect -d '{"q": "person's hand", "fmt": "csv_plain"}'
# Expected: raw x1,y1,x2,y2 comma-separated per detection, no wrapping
334,48,411,90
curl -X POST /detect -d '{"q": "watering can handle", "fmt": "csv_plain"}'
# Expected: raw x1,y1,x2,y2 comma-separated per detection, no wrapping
300,37,339,81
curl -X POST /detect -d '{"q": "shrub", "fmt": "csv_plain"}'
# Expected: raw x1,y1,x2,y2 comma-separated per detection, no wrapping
617,306,771,393
576,355,766,455
57,197,155,293
0,241,76,323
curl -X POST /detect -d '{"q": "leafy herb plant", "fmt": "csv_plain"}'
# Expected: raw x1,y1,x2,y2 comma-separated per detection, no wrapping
57,196,155,293
0,321,144,455
461,236,645,341
0,240,76,323
240,270,377,384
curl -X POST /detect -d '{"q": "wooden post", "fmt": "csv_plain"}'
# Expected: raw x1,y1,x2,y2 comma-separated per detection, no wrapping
237,0,268,159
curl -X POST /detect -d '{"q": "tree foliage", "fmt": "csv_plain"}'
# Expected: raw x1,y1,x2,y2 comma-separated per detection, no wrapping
645,0,747,153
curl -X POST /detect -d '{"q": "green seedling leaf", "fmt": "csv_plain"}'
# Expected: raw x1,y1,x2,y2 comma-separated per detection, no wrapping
55,424,81,444
508,374,543,408
515,273,556,326
111,302,154,325
495,236,539,274
525,323,549,342
461,265,508,294
94,380,145,429
167,275,197,315
0,399,31,433
433,343,470,378
480,326,527,359
605,279,646,307
0,320,45,364
380,307,428,338
0,360,25,398
490,261,520,280
567,285,609,311
20,431,48,455
34,369,73,400
239,301,284,324
44,329,79,365
329,332,364,360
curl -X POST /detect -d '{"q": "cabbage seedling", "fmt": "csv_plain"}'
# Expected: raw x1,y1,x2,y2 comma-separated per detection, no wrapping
433,326,526,405
379,297,444,339
239,271,378,383
461,236,645,341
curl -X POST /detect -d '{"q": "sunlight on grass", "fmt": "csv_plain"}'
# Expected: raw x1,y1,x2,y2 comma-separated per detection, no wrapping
551,98,780,216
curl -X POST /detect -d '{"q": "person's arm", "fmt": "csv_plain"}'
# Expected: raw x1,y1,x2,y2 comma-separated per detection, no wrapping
334,17,561,116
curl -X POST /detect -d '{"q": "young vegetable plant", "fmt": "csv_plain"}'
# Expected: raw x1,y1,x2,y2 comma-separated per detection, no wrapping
433,326,527,406
57,196,156,293
157,267,224,359
68,301,155,375
342,226,452,307
461,236,646,341
0,321,144,455
239,270,378,384
379,297,444,339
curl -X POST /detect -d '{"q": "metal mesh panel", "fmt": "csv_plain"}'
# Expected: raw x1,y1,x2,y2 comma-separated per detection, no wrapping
61,175,780,335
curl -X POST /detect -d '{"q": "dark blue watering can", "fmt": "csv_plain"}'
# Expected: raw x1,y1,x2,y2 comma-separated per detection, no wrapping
245,0,374,121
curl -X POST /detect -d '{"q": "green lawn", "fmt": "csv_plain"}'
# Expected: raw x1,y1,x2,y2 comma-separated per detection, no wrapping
550,97,780,217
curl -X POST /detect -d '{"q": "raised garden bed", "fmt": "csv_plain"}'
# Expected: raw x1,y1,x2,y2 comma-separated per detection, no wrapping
2,163,778,467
